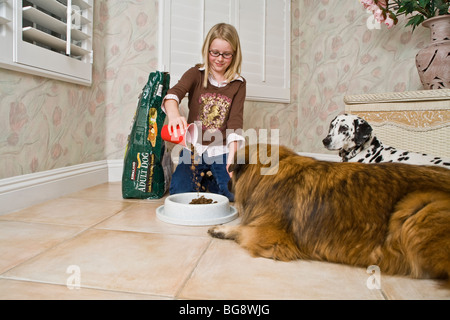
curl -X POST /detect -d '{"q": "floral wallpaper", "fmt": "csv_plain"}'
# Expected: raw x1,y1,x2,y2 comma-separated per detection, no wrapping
0,0,430,180
0,0,158,179
244,0,428,153
101,0,159,160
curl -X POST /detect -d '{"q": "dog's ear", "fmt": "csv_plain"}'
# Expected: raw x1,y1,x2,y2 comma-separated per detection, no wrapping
228,163,238,173
229,144,252,180
228,163,247,178
227,163,247,194
353,118,373,146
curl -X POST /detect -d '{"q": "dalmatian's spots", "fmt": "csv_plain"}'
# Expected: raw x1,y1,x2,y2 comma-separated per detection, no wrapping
323,114,450,169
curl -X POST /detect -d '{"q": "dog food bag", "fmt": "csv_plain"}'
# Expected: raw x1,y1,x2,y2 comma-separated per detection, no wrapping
122,71,171,199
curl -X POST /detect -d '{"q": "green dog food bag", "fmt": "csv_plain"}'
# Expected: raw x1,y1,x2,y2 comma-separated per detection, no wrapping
122,71,171,199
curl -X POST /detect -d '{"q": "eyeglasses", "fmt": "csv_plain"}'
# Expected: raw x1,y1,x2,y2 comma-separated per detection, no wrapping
209,50,233,59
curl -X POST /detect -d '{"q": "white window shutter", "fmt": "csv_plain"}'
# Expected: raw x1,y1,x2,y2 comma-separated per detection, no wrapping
203,0,237,35
159,0,290,103
0,0,93,86
0,0,13,64
164,0,204,86
242,0,290,103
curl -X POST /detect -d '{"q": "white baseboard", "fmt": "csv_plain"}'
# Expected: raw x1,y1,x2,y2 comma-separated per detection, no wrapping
107,159,124,183
0,152,338,215
297,152,340,162
0,161,110,215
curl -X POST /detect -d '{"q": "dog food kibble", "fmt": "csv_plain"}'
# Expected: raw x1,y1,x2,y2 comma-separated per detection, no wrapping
188,144,213,203
189,195,218,204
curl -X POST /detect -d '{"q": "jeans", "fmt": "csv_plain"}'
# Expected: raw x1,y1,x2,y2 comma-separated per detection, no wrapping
169,148,234,202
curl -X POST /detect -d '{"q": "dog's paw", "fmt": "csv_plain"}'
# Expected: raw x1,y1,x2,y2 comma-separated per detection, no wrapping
208,226,227,239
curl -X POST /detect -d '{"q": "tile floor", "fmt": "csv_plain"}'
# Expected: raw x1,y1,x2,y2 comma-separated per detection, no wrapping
0,182,449,300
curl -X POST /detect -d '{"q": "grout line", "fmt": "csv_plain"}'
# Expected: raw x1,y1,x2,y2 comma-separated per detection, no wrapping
0,186,134,278
3,182,447,299
0,201,135,230
0,223,91,277
380,288,390,300
173,237,214,299
0,277,174,300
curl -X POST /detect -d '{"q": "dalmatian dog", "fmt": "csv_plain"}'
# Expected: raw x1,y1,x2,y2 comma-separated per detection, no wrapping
322,114,450,169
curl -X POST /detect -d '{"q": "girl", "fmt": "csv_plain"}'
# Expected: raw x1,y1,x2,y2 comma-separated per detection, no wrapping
163,23,246,201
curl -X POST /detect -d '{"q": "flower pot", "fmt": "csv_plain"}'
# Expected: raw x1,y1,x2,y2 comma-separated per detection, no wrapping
415,15,450,89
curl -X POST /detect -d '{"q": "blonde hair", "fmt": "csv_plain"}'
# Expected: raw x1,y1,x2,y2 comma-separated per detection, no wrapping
198,23,243,88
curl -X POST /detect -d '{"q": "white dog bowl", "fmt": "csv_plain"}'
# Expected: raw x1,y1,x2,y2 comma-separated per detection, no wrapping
156,193,238,226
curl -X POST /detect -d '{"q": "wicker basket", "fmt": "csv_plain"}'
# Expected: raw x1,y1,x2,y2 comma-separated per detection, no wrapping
345,90,450,159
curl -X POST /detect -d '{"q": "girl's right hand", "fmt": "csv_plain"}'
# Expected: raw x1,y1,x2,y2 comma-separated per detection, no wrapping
164,98,188,138
168,116,188,138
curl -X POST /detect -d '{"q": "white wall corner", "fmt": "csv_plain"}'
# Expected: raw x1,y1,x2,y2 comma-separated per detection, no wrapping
107,159,124,182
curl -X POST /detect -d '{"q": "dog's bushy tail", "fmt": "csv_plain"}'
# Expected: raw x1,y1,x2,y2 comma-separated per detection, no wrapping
382,190,450,280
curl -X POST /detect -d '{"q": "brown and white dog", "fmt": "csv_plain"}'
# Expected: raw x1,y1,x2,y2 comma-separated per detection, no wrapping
322,114,450,168
208,144,450,280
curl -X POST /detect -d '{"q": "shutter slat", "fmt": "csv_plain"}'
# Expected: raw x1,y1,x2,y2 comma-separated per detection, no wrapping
0,16,10,25
71,0,91,10
27,0,67,19
23,26,90,56
0,0,10,24
23,7,90,41
26,0,91,25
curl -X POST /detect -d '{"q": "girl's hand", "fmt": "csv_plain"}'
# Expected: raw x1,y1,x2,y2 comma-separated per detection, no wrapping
168,116,188,138
164,99,187,138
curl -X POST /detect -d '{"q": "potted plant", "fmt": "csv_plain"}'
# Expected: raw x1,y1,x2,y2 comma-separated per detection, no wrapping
361,0,450,89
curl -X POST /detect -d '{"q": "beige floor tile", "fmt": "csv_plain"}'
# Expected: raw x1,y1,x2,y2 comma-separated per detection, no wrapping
3,183,448,300
96,202,213,237
3,229,210,297
67,182,166,203
179,239,385,300
0,198,131,227
381,275,450,300
0,221,84,274
65,182,124,200
0,279,171,300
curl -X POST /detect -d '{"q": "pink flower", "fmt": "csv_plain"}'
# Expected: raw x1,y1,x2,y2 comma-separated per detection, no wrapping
136,12,148,27
377,0,387,8
134,39,148,52
85,122,93,137
9,102,28,132
30,157,38,173
384,16,395,28
373,8,385,22
360,0,375,9
51,143,63,160
370,4,380,12
52,106,62,126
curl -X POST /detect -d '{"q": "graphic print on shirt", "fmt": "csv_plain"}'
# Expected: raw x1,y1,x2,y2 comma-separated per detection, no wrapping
198,93,232,131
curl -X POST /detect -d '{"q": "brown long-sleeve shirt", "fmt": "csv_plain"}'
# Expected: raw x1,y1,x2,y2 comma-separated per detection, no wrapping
166,67,246,146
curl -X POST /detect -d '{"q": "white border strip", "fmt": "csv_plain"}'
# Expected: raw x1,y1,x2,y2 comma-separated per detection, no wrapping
0,152,338,215
0,161,109,215
297,152,340,162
